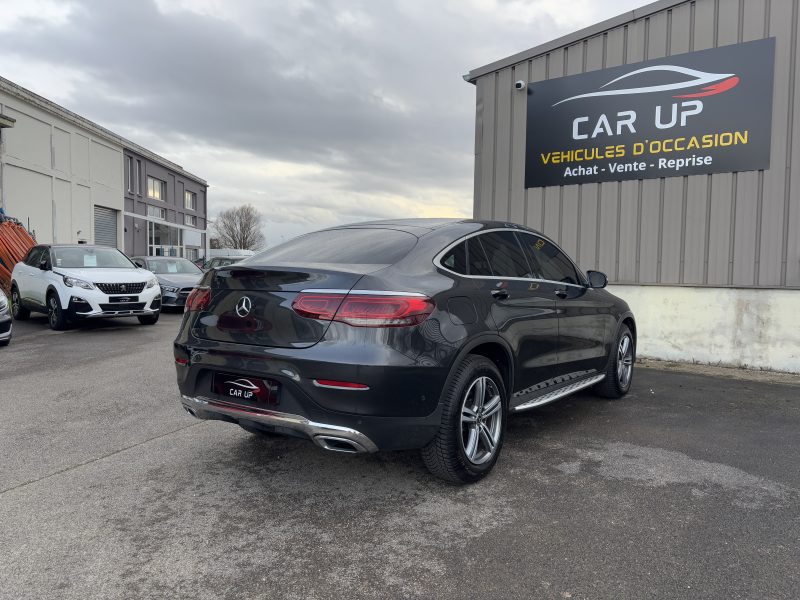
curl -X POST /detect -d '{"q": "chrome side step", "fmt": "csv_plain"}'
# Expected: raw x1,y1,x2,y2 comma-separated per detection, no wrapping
513,374,606,412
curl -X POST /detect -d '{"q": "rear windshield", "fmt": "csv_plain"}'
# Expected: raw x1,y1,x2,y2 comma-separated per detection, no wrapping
53,247,135,269
248,228,418,266
148,258,202,275
209,257,243,268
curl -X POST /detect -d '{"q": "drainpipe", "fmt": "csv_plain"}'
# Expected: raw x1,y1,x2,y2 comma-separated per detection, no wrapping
0,113,17,212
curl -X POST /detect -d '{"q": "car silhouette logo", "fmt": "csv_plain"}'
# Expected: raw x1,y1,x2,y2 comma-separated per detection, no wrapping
225,378,259,390
236,296,252,317
553,65,740,106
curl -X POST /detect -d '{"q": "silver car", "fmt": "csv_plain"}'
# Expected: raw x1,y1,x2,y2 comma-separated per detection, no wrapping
131,256,203,310
0,292,11,346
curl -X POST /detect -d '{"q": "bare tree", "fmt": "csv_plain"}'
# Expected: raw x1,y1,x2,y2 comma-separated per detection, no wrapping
210,205,266,250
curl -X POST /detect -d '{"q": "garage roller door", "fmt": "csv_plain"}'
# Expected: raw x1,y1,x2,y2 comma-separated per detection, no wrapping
93,206,118,247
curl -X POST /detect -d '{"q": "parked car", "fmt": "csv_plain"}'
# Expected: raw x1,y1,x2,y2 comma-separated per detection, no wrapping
202,256,245,271
174,219,636,483
11,244,161,330
131,256,203,310
0,292,11,346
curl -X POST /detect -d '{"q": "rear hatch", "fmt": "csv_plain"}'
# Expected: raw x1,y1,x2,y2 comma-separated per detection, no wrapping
192,265,362,348
192,226,419,349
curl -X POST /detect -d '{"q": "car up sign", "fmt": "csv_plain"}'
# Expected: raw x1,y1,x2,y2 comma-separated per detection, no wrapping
524,38,776,187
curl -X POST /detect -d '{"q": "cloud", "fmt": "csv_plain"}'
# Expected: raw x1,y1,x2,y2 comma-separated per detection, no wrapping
0,0,645,244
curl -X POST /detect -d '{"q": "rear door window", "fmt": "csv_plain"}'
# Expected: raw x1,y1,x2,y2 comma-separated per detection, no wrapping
467,238,493,276
478,232,533,278
251,228,418,266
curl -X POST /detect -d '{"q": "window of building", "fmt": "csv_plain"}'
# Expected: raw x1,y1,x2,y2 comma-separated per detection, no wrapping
184,214,197,227
147,205,167,220
125,156,133,192
148,221,184,257
185,248,199,261
135,160,141,194
147,176,166,201
184,190,196,210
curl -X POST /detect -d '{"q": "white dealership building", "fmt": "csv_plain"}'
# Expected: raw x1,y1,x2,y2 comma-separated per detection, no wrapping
0,77,208,258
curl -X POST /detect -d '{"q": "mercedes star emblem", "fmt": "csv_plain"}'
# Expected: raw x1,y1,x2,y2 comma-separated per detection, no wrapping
236,296,252,317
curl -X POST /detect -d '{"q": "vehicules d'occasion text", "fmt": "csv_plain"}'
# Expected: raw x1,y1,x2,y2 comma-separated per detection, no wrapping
174,219,636,482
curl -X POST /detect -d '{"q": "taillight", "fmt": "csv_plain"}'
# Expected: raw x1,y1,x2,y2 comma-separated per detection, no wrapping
292,293,346,321
185,287,211,312
292,292,434,327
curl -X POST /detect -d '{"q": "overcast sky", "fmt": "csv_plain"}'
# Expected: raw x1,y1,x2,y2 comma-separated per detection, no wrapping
0,0,645,245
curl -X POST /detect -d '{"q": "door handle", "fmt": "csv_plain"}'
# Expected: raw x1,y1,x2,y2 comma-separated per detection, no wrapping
554,289,568,299
491,289,509,300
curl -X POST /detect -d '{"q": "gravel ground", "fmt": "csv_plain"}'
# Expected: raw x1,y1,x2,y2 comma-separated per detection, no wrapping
1,313,798,599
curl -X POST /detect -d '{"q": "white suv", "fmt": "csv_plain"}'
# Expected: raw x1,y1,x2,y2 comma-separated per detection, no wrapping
10,244,162,330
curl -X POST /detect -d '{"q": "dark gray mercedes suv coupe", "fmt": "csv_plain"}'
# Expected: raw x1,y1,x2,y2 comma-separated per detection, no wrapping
174,219,636,483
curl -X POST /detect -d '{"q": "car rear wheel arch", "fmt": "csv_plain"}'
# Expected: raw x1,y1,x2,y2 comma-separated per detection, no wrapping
442,335,514,405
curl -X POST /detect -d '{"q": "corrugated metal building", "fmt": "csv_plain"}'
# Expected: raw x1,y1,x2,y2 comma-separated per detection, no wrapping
466,0,799,373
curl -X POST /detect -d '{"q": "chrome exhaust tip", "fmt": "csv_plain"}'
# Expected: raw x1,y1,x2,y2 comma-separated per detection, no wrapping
313,435,367,454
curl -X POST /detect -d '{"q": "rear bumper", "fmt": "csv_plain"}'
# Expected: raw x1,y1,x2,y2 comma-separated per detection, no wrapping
174,342,449,450
181,394,379,453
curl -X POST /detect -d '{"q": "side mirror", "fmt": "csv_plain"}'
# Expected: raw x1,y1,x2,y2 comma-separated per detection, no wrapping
586,270,608,289
38,259,50,271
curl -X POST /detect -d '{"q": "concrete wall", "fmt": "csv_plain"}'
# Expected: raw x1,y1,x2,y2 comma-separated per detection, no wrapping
0,89,123,246
611,285,800,373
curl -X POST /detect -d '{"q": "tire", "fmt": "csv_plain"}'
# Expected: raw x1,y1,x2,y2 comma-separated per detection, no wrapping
46,292,69,331
0,338,9,347
594,324,635,399
11,286,30,320
421,355,507,484
138,312,160,325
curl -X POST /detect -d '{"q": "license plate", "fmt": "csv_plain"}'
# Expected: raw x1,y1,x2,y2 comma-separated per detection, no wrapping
212,372,280,404
109,295,139,303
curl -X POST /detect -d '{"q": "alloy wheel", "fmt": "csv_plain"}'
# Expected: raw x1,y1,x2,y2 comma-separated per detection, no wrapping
460,375,503,465
11,290,20,318
48,296,59,328
617,334,634,388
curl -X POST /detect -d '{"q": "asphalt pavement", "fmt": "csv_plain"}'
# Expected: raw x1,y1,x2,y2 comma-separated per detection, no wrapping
1,312,798,599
